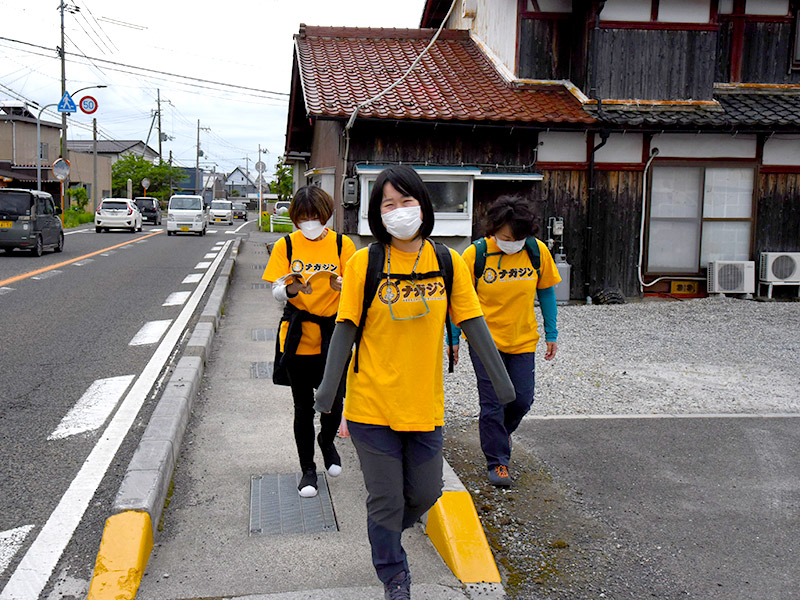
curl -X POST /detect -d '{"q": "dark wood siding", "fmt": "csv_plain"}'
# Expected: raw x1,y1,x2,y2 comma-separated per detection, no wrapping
593,29,717,100
518,18,585,84
741,22,800,84
756,173,800,254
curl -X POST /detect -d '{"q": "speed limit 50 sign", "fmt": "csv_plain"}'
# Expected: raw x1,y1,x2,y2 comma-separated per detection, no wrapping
79,96,98,115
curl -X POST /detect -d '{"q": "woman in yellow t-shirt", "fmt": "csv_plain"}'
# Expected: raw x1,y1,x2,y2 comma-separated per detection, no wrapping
449,195,561,488
314,165,514,598
262,186,355,498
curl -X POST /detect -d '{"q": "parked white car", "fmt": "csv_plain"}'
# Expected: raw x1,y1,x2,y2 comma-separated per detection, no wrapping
95,198,143,233
167,195,207,236
209,200,234,225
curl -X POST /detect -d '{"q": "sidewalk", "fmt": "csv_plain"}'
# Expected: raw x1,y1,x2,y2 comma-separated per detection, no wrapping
133,231,500,600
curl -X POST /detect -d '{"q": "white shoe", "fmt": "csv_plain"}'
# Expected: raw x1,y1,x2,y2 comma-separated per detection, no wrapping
326,464,342,477
299,485,318,498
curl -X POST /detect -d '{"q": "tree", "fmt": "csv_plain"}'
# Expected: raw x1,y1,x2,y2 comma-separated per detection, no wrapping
269,157,293,201
65,186,89,211
111,155,187,203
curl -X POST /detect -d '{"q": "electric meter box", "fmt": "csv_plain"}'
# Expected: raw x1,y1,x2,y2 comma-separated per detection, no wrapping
343,178,358,206
553,255,571,305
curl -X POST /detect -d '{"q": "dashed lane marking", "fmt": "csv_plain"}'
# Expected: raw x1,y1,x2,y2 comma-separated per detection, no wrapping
0,526,35,577
129,320,173,346
48,375,135,440
163,291,191,307
194,261,211,269
182,273,203,284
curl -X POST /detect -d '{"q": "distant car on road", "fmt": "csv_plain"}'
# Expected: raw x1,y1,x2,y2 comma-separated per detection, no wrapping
0,188,64,256
134,197,162,225
209,200,233,225
95,199,143,233
232,201,248,220
167,194,207,236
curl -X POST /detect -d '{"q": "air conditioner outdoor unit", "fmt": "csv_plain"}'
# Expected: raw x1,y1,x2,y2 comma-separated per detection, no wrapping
707,261,755,294
760,252,800,283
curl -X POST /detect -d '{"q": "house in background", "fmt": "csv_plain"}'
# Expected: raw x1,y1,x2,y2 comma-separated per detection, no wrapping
0,101,112,210
67,139,159,164
225,166,257,197
283,0,800,300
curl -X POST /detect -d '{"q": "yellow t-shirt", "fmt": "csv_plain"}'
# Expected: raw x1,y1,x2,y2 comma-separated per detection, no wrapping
461,238,561,354
338,241,483,431
262,229,356,355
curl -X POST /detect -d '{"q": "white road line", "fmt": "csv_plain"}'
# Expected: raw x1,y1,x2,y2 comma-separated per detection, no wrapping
232,221,250,233
63,229,90,236
525,413,800,421
129,320,173,346
207,229,218,234
0,287,13,295
0,240,232,600
203,253,217,259
194,261,211,269
182,273,202,284
71,259,94,267
31,270,62,280
0,526,35,577
162,291,191,307
48,376,135,441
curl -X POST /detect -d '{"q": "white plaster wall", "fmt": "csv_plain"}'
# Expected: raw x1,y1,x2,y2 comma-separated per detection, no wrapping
651,134,757,159
595,133,644,163
745,0,789,15
448,0,518,75
763,135,800,165
600,0,653,21
538,131,587,162
658,0,711,23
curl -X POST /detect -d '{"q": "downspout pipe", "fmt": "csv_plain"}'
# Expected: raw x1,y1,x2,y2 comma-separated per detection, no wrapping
584,129,609,303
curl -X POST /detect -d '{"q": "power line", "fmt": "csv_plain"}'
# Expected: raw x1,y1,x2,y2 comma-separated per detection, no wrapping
75,0,118,52
0,35,290,99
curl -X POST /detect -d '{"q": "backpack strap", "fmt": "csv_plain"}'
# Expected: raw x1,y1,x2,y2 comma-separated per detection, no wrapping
433,241,456,373
336,232,342,257
283,234,293,264
524,237,542,278
353,242,385,373
472,237,488,282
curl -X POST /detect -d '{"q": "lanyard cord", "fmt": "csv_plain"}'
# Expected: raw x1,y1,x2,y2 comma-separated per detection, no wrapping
386,240,425,296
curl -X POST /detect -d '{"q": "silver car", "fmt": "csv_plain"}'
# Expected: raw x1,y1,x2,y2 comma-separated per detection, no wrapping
95,198,143,233
0,188,64,256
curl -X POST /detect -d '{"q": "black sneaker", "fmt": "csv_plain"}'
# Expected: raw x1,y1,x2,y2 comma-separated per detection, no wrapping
383,570,411,600
298,470,318,498
318,433,342,477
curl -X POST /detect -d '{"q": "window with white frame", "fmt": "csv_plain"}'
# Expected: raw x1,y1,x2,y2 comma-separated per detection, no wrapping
647,166,754,273
356,166,477,237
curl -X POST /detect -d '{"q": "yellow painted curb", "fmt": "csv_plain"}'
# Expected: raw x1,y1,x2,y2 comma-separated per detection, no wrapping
87,511,153,600
425,490,501,583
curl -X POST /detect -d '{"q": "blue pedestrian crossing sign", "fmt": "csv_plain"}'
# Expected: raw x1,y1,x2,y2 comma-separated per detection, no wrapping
57,91,77,113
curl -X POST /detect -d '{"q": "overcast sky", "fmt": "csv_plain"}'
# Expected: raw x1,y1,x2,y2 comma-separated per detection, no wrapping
1,0,427,177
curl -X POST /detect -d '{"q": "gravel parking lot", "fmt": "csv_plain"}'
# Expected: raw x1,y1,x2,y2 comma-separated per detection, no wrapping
445,296,800,419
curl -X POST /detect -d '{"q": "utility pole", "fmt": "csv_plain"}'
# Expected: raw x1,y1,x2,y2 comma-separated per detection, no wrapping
59,0,66,160
92,118,97,210
258,145,263,230
196,119,201,195
157,89,162,163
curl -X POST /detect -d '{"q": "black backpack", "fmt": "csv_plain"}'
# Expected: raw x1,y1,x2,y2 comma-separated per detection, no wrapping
472,236,541,283
353,240,456,374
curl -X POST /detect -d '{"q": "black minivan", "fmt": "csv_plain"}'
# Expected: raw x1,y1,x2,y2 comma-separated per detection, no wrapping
134,197,162,225
0,188,64,256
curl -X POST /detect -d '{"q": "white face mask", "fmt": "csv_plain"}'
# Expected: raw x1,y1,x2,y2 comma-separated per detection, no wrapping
298,219,325,240
381,206,422,241
495,237,525,255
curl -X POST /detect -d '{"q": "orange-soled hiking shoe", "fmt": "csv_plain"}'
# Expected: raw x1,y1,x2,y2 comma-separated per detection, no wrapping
488,465,511,488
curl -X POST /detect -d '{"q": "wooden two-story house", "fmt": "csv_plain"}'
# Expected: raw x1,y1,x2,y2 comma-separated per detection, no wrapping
283,0,800,300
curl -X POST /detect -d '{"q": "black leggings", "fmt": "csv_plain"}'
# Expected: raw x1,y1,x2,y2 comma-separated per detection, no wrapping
286,354,344,472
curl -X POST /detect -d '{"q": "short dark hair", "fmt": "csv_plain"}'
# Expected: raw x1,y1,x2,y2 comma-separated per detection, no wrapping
367,165,435,245
289,185,333,225
484,195,538,239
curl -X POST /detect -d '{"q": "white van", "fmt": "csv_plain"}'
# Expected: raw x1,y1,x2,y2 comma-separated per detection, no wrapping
167,194,207,236
209,200,233,225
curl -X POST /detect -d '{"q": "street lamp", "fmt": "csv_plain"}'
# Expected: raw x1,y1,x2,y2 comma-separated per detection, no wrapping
37,85,107,191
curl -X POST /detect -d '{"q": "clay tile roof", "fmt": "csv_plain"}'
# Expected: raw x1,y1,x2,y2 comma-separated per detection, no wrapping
295,26,594,125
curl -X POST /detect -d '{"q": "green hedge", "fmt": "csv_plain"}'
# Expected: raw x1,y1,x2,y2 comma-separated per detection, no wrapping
62,210,95,229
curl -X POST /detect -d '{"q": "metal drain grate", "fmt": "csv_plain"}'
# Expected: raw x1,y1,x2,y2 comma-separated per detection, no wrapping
251,328,276,341
250,361,273,378
249,473,338,535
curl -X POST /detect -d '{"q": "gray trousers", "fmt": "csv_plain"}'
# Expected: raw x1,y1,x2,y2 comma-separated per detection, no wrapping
348,422,443,583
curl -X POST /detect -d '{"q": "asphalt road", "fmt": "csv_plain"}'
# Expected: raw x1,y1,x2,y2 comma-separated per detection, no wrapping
0,217,255,599
514,415,800,599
